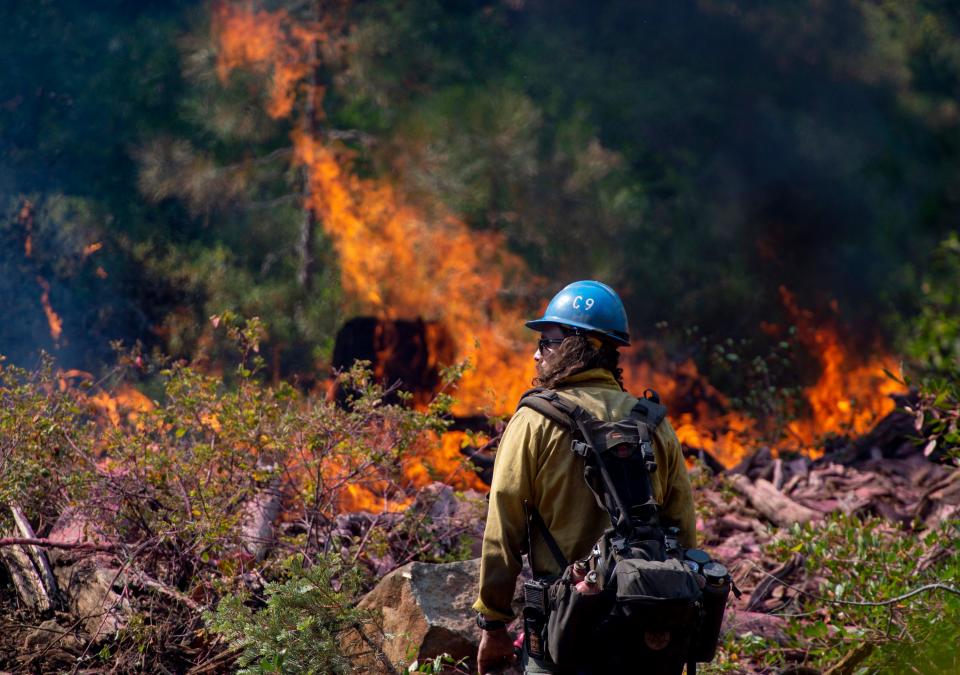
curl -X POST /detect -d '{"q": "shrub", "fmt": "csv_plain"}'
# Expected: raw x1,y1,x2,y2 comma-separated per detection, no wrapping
0,316,474,672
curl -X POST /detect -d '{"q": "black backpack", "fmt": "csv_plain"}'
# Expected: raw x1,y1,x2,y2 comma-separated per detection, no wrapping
515,387,734,674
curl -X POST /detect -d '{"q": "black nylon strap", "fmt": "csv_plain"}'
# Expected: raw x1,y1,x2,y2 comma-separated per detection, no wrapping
517,394,575,432
629,397,667,428
524,499,568,571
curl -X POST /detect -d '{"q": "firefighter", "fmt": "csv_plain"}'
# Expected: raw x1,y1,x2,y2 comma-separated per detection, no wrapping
473,280,697,674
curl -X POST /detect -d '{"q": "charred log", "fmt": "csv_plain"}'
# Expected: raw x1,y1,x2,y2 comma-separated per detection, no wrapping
332,317,455,404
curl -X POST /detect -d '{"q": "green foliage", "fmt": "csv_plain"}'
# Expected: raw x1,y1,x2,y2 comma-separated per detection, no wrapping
902,233,960,464
206,554,368,675
904,373,960,466
762,513,960,672
0,355,92,529
705,330,806,447
907,234,960,375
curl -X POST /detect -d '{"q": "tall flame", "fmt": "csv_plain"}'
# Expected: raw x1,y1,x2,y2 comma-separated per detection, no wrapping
215,3,535,421
779,287,902,449
215,2,531,509
36,277,63,343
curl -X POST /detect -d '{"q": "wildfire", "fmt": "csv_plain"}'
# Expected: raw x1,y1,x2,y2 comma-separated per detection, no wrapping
213,3,319,118
622,292,905,468
18,199,64,344
779,287,902,450
214,2,534,510
622,357,758,467
212,3,905,501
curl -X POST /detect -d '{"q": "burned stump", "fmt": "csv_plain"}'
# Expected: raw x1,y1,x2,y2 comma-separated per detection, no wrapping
332,317,455,403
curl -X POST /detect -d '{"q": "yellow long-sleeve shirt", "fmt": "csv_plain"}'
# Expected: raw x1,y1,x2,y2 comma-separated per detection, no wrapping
473,368,697,621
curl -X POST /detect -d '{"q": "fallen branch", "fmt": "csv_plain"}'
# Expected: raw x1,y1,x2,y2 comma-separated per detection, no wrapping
10,505,58,601
748,560,960,606
124,570,202,612
746,553,803,612
0,537,117,552
728,475,820,527
823,641,875,675
349,621,400,675
185,645,242,675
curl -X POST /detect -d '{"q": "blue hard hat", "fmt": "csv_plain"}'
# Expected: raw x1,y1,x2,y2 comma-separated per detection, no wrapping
526,280,630,345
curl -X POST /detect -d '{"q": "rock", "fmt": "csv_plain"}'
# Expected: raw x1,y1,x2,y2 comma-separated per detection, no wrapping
344,558,482,672
46,507,113,566
22,619,83,653
53,559,131,641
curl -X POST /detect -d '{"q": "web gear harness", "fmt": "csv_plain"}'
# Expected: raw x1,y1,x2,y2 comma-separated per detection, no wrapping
515,387,735,674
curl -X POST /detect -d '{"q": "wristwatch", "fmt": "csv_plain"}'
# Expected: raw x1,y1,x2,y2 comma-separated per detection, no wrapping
475,613,506,631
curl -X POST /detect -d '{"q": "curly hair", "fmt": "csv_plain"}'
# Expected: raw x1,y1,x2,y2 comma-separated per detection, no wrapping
534,333,624,389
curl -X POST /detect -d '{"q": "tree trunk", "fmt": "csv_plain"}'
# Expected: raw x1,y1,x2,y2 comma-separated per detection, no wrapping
297,1,324,292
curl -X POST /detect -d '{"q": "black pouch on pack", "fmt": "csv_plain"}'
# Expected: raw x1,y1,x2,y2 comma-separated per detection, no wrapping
544,573,612,668
612,558,702,628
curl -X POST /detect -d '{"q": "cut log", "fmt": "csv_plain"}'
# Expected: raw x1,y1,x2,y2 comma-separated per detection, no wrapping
728,475,820,527
241,478,282,561
10,505,58,602
0,537,53,612
772,458,784,490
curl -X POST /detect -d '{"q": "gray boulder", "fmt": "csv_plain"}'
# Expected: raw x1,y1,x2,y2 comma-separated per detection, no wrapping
344,558,520,673
364,559,479,665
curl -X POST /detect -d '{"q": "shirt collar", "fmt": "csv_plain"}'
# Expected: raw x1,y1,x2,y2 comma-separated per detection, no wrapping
554,368,623,390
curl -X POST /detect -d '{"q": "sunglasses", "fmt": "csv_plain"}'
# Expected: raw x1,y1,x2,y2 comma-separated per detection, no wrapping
537,336,565,352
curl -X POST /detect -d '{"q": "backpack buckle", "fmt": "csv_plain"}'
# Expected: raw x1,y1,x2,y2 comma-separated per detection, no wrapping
640,440,657,473
571,440,591,457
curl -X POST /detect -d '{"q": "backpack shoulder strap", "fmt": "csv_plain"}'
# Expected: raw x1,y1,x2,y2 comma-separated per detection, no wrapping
516,387,584,432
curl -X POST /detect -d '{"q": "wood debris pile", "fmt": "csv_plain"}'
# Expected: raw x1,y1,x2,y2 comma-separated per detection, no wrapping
690,403,960,670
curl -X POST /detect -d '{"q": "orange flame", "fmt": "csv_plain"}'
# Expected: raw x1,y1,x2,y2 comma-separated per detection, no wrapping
214,2,328,119
88,384,155,426
83,242,103,258
214,3,533,509
623,357,757,468
293,135,535,415
622,292,905,468
36,276,63,343
779,287,902,451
